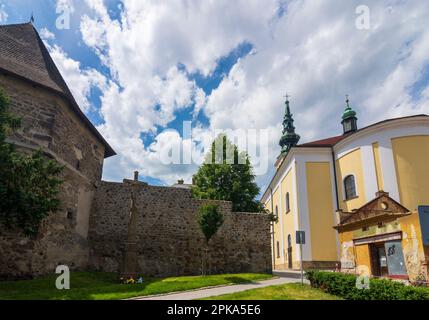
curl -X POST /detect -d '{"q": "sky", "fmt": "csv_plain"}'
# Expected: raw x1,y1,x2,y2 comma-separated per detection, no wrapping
1,0,428,194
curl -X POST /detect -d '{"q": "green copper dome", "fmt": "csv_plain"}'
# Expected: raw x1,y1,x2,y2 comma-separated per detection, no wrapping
342,96,357,120
341,95,358,134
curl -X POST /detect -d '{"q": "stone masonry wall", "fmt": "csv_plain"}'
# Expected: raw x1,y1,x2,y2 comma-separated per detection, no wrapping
89,181,272,277
0,73,271,279
0,74,105,279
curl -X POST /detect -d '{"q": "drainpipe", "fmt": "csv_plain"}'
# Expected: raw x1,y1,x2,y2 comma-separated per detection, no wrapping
331,148,340,212
270,187,276,271
332,148,342,269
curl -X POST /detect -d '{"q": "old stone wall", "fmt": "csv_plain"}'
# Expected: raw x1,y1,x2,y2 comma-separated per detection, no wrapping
0,74,105,181
0,74,105,279
0,73,271,280
89,181,272,277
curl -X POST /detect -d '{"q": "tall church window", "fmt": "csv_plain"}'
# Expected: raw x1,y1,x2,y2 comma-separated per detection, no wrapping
276,241,280,258
344,175,357,200
285,192,290,213
275,205,279,220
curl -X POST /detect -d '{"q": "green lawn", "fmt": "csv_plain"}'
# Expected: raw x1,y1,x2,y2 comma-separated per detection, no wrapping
201,283,342,300
0,272,273,300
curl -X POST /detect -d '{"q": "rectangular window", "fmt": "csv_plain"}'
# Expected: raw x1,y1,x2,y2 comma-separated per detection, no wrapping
276,241,280,258
285,192,290,213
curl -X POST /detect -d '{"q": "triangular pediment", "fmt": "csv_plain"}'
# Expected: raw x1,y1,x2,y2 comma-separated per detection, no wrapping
336,191,410,230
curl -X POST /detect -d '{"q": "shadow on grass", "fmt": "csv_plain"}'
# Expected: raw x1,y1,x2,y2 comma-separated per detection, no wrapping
0,272,162,300
0,272,273,300
223,276,257,285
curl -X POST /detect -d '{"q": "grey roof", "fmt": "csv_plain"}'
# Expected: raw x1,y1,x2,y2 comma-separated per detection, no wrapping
0,22,116,158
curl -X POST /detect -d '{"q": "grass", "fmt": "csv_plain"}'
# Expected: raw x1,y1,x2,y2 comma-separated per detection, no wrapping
201,283,342,300
0,272,273,300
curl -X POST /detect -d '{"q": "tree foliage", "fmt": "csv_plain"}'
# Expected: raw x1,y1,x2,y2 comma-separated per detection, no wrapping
0,87,63,235
197,204,224,244
192,134,264,212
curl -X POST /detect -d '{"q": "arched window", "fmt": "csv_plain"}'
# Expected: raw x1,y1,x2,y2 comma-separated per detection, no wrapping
275,205,279,220
287,234,292,248
344,175,357,200
285,192,290,213
276,241,280,258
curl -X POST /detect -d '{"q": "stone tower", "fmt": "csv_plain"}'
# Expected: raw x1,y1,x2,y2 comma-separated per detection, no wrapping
0,22,115,279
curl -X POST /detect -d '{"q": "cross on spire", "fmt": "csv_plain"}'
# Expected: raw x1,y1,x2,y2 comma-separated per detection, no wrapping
284,93,291,114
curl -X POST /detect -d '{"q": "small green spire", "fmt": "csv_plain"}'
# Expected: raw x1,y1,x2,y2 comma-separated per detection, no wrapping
279,95,300,154
341,95,358,134
342,95,357,120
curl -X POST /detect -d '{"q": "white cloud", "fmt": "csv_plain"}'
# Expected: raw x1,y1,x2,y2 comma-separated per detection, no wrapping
40,28,55,40
0,4,8,23
75,0,429,188
41,28,109,113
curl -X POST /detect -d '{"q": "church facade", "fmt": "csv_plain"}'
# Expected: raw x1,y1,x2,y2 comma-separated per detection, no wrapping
262,97,429,281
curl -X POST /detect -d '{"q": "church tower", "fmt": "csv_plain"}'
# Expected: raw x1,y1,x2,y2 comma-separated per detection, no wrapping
341,95,358,134
279,96,300,154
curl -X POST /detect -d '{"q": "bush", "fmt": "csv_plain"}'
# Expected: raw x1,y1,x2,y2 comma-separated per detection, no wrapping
0,87,63,235
197,204,224,276
305,270,429,300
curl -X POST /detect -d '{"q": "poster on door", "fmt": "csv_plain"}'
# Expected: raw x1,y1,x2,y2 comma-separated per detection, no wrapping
385,241,407,276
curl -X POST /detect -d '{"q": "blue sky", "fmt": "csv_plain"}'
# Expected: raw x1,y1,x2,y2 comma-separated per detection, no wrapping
1,0,428,193
1,0,255,186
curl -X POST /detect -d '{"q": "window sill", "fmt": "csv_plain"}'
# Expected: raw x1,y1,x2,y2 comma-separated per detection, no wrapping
343,196,359,202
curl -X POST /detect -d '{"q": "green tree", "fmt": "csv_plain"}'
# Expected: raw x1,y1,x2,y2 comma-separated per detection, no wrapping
0,87,63,235
197,204,224,275
192,134,264,212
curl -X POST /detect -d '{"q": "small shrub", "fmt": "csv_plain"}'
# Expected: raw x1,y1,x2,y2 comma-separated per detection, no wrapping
197,204,224,244
305,270,429,300
197,204,224,276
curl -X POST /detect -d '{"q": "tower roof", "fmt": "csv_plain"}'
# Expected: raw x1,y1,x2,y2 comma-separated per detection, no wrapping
342,95,357,120
279,97,300,154
0,23,116,158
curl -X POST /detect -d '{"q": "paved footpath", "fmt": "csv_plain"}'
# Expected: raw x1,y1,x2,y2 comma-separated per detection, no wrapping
131,273,308,300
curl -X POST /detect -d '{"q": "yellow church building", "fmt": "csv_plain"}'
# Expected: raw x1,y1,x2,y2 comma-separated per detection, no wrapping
261,97,429,281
